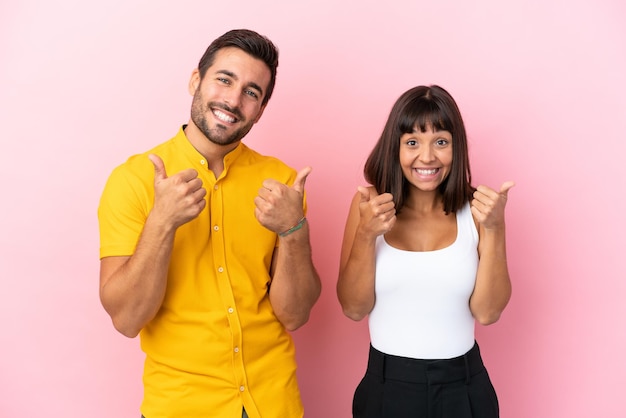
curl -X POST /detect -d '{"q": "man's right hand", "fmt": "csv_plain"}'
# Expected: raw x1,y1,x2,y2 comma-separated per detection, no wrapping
149,154,207,228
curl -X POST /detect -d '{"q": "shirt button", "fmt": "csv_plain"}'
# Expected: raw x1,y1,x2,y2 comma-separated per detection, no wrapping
200,159,206,165
240,386,245,392
218,267,224,273
213,225,219,231
214,185,218,190
228,307,234,314
234,347,239,353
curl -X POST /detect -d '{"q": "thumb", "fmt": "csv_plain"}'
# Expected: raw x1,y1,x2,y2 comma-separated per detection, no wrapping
357,186,370,203
148,154,167,182
292,167,312,193
500,181,515,196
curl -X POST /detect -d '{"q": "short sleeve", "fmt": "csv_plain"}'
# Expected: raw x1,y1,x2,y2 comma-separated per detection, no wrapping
98,159,153,258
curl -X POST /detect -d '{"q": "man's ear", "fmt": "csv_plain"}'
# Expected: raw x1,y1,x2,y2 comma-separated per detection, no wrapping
188,69,201,95
253,104,267,123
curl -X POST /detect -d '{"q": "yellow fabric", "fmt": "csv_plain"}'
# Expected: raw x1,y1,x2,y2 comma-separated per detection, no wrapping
98,127,304,418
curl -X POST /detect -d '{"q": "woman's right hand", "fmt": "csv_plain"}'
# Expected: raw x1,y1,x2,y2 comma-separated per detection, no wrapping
356,186,397,238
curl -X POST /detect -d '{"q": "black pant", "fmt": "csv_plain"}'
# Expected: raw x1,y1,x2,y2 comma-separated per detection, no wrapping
353,342,499,418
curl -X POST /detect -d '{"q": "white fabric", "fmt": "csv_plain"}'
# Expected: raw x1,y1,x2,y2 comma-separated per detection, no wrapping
368,202,479,359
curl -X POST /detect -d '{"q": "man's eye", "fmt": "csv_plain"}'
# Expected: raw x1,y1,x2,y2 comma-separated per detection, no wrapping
245,90,259,99
218,78,230,84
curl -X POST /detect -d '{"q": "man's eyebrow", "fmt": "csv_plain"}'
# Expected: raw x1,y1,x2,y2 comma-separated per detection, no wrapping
216,69,264,97
216,69,236,79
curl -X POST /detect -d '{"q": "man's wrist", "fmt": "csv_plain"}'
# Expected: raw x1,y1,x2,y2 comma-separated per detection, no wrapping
278,217,306,237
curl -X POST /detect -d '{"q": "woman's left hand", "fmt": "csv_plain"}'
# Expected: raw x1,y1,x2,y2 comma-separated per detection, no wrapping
471,181,515,230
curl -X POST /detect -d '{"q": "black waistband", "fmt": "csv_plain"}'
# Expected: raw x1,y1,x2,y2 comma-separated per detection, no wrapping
366,342,486,385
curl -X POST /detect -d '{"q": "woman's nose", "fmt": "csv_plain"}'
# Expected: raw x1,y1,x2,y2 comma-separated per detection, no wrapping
418,145,435,162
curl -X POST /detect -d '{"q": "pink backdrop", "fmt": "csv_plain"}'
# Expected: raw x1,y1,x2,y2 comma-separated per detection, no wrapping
1,0,625,417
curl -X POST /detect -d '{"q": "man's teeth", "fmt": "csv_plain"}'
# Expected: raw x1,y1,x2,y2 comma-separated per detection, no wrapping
214,110,236,123
416,168,438,175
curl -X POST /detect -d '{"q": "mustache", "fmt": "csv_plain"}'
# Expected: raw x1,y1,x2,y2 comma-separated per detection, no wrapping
209,102,244,121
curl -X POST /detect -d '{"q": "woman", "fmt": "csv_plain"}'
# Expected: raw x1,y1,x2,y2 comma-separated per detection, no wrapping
337,85,513,418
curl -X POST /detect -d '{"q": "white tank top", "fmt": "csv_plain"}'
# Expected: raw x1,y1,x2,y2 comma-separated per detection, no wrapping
369,202,478,359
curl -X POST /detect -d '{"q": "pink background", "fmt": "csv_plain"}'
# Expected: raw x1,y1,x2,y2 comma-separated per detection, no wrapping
1,0,625,417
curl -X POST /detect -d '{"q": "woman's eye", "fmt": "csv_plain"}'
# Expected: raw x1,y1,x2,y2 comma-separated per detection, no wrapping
407,140,417,146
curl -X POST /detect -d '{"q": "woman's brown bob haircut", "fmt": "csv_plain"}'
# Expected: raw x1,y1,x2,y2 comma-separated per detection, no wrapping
364,85,474,214
197,29,279,107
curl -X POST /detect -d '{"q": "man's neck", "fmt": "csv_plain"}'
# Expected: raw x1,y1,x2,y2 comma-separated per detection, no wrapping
184,121,240,178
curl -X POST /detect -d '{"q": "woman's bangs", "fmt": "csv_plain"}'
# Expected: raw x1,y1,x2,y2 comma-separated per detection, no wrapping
400,102,452,134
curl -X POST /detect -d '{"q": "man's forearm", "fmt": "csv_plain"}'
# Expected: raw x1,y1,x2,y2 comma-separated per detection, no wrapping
269,223,321,331
100,216,177,337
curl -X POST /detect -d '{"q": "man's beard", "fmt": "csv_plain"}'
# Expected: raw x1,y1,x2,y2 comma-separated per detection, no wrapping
190,92,255,146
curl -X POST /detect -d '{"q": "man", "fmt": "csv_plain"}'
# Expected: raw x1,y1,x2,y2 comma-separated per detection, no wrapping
98,29,321,418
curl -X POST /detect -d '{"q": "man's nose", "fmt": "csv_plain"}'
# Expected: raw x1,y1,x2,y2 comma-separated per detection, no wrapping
223,89,241,109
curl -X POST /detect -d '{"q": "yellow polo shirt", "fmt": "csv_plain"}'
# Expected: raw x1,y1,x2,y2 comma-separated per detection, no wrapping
98,127,304,418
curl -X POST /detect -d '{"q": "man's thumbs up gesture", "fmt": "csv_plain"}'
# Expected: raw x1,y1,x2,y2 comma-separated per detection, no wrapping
149,154,207,229
254,167,312,235
470,181,515,230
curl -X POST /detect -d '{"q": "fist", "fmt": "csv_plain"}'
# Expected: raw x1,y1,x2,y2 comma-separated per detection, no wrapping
357,186,396,237
149,154,207,228
254,167,311,234
470,181,514,230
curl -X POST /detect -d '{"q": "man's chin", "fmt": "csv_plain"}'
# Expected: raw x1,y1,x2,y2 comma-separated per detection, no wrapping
206,132,241,147
202,122,252,146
